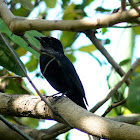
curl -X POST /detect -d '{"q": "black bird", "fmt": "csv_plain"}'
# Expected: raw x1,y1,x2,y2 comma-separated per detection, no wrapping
34,36,88,109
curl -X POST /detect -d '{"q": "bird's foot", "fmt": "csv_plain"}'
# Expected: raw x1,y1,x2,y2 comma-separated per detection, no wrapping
52,91,70,101
52,92,62,97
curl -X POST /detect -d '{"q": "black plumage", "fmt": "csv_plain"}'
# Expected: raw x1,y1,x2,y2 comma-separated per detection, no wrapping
34,36,88,109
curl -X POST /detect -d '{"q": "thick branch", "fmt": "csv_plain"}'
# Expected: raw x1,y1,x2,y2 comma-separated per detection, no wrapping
0,120,66,140
0,114,139,140
0,92,140,139
0,0,140,35
0,93,58,120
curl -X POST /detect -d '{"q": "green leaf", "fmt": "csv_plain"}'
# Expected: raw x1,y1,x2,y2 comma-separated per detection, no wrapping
104,38,110,44
24,30,44,58
119,59,131,66
63,3,86,20
0,18,11,36
0,18,43,59
106,108,118,117
64,132,70,140
62,0,70,8
20,117,39,128
127,74,140,113
78,44,96,53
60,31,77,48
102,28,108,35
11,33,40,59
16,47,27,57
133,26,140,35
82,0,94,7
0,41,25,76
18,0,34,10
134,63,140,73
5,77,31,94
95,7,111,13
66,53,76,63
63,3,77,20
12,6,28,17
45,0,57,8
25,55,38,72
12,0,34,10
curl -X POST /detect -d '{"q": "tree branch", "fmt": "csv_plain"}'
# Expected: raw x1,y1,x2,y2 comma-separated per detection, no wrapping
0,120,68,140
22,35,41,53
121,0,126,11
0,92,140,139
0,113,139,140
129,0,140,14
83,30,131,86
0,115,33,140
102,99,126,117
0,0,140,35
90,58,140,113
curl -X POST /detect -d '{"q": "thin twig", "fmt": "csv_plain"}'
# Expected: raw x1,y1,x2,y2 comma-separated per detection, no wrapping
22,35,41,53
83,30,131,86
90,58,140,113
0,115,33,140
88,52,102,66
0,33,73,128
121,0,126,11
102,99,126,117
12,117,26,126
129,0,140,14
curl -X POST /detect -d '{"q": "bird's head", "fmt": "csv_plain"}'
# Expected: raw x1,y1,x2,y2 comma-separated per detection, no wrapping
34,36,64,54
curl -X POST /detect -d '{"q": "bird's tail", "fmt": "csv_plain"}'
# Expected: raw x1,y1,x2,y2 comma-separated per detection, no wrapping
66,92,87,109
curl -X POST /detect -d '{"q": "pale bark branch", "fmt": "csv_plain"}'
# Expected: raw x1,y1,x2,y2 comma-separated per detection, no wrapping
0,93,55,120
0,0,140,35
0,114,139,140
0,92,140,139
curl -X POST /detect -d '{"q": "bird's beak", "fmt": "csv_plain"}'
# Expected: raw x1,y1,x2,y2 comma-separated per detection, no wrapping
34,36,42,42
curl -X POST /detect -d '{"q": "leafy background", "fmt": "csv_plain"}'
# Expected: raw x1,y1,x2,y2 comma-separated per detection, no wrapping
0,0,140,139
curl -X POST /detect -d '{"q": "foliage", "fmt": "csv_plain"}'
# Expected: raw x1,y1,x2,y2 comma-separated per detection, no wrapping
127,74,140,113
0,0,140,139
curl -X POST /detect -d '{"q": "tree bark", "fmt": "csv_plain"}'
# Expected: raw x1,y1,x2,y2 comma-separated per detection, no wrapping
0,0,140,35
0,92,140,140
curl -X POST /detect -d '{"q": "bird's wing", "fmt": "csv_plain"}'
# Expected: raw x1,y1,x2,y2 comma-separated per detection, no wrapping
57,54,88,105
